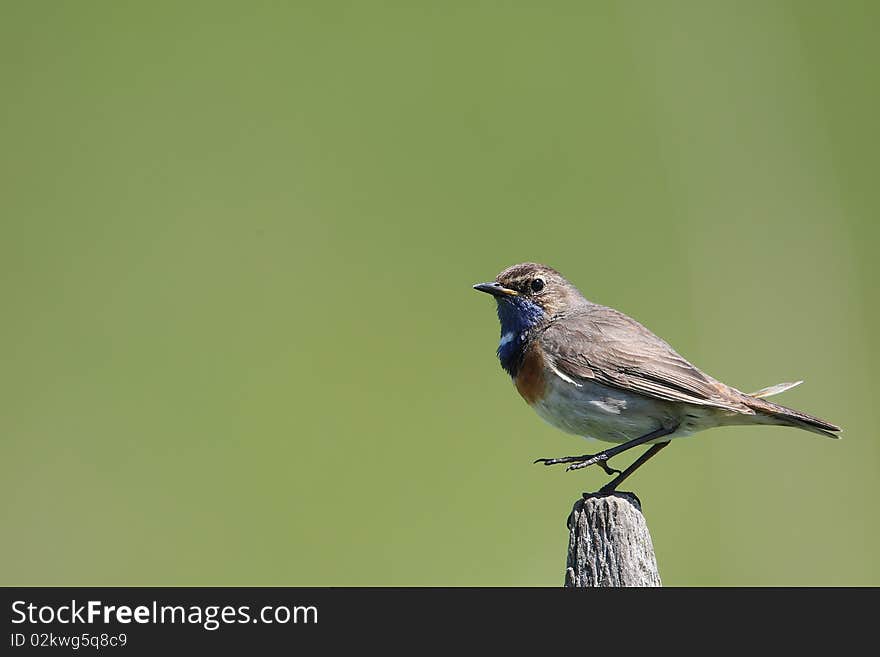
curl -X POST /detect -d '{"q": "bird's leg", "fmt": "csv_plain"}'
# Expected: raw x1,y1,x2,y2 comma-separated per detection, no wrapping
534,425,677,473
565,427,675,472
598,441,670,493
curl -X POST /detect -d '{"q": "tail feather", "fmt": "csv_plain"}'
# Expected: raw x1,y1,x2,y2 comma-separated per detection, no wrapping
742,384,841,439
748,380,803,399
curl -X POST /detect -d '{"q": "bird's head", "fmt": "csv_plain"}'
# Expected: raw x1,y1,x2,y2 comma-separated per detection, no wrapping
473,262,585,321
473,263,587,373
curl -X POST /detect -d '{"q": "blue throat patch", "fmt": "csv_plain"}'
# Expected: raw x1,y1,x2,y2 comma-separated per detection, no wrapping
495,296,546,376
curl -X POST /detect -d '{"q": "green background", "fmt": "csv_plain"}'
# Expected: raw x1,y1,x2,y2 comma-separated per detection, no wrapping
2,1,878,586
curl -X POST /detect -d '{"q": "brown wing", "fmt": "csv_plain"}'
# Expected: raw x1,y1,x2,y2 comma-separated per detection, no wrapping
542,305,753,414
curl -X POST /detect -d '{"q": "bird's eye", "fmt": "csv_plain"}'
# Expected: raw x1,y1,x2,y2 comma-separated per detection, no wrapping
530,278,545,293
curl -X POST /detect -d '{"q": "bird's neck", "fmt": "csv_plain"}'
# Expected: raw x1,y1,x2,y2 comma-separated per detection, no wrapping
496,297,546,376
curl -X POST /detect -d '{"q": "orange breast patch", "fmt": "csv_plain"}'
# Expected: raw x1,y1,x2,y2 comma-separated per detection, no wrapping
514,343,545,405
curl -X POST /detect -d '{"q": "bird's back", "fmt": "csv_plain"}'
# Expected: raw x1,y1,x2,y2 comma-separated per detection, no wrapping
541,303,749,412
537,303,839,439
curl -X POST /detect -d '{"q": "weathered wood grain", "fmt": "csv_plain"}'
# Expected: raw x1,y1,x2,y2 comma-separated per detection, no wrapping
564,493,661,587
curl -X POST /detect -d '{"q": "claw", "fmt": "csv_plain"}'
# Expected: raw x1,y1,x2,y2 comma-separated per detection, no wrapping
532,454,594,467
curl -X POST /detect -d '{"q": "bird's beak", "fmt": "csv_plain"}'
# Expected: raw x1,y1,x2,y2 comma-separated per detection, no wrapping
472,282,518,297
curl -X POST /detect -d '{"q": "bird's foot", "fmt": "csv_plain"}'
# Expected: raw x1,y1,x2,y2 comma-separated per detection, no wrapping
533,454,589,466
566,454,618,473
534,453,620,475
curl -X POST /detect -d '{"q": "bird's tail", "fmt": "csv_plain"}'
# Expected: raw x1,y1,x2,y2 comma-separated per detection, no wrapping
742,381,841,439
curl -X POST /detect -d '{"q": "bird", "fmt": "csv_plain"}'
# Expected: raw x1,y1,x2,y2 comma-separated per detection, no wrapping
473,262,840,493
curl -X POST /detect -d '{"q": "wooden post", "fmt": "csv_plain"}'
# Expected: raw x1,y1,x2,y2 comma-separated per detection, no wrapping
565,492,661,587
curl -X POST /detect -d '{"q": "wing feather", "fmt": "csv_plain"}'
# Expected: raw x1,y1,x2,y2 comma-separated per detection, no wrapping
542,305,753,414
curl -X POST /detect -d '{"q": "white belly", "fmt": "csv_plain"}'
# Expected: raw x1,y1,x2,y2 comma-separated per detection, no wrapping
529,371,696,444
